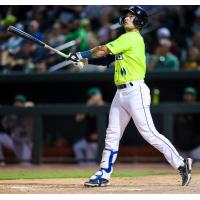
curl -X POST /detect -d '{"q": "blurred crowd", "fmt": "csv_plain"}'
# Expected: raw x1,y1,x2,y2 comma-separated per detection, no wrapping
0,5,200,73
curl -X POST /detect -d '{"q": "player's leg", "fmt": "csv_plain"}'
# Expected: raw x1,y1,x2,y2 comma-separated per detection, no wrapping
135,104,192,186
84,92,131,187
134,104,185,168
126,83,192,186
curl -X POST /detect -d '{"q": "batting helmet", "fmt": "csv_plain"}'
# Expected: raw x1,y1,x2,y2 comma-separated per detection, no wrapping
119,6,148,29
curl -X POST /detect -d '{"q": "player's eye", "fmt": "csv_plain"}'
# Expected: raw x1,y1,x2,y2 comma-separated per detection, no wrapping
125,14,134,20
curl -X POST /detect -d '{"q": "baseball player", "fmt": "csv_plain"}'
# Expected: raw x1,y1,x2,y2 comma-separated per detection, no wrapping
67,6,192,187
0,95,32,166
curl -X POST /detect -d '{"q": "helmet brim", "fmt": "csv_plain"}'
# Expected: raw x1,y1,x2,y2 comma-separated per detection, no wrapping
121,8,135,15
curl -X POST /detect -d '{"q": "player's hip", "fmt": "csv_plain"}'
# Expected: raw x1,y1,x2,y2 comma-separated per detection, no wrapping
116,80,150,103
116,80,145,91
116,80,144,90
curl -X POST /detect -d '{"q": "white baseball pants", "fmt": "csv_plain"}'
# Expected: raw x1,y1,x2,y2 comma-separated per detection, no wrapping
103,80,184,169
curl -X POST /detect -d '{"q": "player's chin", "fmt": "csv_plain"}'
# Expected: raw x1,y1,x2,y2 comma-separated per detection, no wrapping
124,24,133,30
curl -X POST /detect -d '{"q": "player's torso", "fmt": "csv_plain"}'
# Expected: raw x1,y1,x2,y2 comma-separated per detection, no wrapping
114,32,146,85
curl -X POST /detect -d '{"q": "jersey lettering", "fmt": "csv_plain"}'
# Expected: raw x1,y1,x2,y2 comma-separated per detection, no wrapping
120,67,126,76
115,54,123,60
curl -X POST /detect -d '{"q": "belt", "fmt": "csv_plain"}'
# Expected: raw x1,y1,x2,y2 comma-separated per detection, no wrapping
117,82,134,89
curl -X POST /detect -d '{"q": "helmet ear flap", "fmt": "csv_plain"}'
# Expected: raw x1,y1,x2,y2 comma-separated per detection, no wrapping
119,16,125,25
133,16,139,27
133,16,144,29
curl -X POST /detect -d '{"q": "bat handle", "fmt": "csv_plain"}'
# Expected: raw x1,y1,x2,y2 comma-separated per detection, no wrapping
44,44,69,59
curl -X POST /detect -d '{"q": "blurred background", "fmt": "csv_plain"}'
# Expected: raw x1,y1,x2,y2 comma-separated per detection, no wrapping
0,5,200,166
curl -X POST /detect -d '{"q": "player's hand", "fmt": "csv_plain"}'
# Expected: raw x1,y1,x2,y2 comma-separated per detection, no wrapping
72,61,84,69
68,52,89,69
67,52,82,62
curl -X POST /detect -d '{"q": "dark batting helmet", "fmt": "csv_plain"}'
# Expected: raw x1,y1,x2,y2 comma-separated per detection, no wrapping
119,6,148,29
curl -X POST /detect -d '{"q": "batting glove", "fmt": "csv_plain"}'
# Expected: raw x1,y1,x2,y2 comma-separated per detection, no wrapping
74,61,85,69
67,52,83,62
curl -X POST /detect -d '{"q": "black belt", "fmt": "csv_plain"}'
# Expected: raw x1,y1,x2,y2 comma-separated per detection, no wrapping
117,82,133,89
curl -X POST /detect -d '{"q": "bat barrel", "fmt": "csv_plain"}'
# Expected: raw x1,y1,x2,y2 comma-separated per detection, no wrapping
8,26,45,47
7,26,68,59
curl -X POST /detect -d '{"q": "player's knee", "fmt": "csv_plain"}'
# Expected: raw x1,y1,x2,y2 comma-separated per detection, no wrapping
137,123,151,135
137,125,160,142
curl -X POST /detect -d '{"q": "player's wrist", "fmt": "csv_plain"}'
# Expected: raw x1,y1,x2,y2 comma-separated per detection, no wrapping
80,50,92,59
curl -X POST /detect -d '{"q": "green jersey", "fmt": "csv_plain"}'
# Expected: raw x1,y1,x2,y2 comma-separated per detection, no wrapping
106,31,146,85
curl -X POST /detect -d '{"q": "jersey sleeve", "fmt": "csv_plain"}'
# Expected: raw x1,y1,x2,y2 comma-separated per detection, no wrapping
106,34,132,55
88,54,115,68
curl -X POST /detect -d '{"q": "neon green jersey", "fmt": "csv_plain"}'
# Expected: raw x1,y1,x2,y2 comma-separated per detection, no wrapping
106,31,146,85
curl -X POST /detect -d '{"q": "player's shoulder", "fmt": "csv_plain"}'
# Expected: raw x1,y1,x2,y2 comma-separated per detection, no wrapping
121,31,142,38
117,32,134,41
120,31,143,43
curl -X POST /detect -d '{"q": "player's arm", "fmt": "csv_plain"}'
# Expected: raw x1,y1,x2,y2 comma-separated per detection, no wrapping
67,45,112,63
88,54,115,68
89,45,111,58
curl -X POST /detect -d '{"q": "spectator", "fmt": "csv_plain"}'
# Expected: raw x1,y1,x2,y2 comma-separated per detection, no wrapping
80,18,99,49
0,94,33,166
192,31,200,51
1,41,34,72
183,46,200,70
0,13,17,30
156,27,181,59
2,23,24,53
80,5,103,30
28,20,43,41
65,19,88,52
97,7,112,45
58,6,83,25
192,6,200,32
148,38,180,71
0,5,199,73
73,87,105,165
174,87,200,162
49,21,66,47
34,60,47,72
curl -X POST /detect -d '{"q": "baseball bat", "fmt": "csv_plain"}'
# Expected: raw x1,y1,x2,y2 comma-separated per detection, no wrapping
7,26,69,59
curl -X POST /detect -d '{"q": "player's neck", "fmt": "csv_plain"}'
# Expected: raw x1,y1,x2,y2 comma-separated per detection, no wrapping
126,27,139,33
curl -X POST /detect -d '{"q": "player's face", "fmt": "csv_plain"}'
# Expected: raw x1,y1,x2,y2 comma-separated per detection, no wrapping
123,12,136,31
